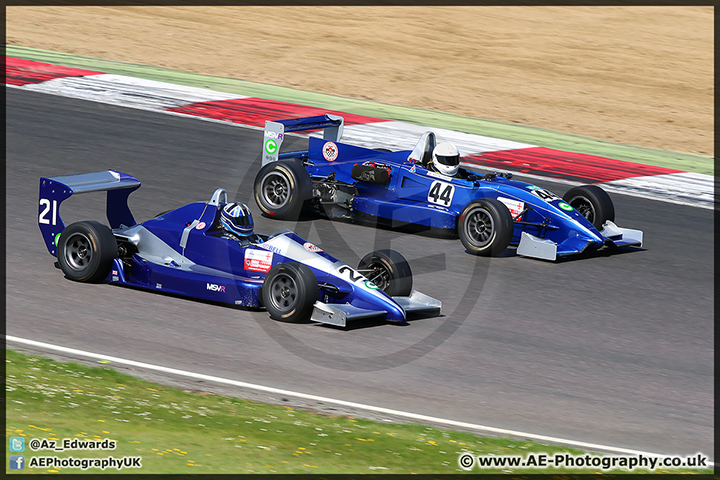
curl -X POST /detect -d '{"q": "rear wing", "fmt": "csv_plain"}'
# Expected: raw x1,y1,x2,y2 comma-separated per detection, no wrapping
38,170,141,256
262,114,344,166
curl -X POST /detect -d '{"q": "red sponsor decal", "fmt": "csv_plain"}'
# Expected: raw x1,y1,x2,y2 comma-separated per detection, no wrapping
323,142,338,161
244,249,273,273
303,242,323,253
497,197,525,217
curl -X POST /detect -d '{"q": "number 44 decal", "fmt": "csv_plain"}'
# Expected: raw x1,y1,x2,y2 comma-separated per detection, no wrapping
39,198,58,225
428,181,455,206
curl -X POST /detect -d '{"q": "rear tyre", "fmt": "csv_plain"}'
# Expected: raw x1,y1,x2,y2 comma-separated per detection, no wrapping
262,263,318,322
563,185,615,229
458,198,513,256
254,161,312,220
357,249,413,296
57,221,117,282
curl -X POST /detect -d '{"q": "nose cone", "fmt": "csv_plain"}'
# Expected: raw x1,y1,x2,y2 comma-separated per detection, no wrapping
352,285,407,323
381,297,407,323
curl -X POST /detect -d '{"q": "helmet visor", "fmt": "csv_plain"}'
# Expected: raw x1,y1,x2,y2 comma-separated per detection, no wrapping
435,154,459,166
233,215,252,226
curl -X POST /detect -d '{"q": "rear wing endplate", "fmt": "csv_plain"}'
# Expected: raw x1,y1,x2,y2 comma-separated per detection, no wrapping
262,114,344,166
38,170,141,256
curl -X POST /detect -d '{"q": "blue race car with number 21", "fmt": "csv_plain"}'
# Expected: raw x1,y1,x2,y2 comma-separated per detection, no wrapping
38,170,441,327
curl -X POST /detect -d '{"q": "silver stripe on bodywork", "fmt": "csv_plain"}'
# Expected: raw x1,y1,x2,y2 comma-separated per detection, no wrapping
115,224,195,267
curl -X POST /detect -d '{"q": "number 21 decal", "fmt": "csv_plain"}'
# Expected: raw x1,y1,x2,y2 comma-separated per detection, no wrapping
428,181,455,206
39,198,58,225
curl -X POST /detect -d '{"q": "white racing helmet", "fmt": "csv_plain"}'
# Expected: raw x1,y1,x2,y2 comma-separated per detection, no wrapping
432,142,460,176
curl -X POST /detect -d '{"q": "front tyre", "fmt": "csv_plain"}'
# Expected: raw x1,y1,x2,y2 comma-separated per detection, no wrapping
57,221,117,282
262,263,318,322
357,249,413,296
563,185,615,229
458,198,513,256
254,161,312,220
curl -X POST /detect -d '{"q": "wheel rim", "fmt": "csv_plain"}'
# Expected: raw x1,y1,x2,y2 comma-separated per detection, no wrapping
261,172,290,209
567,195,595,223
269,273,298,313
464,208,494,247
64,232,93,271
359,262,391,292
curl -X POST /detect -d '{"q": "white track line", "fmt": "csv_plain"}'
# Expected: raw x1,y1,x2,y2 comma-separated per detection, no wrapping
7,335,707,462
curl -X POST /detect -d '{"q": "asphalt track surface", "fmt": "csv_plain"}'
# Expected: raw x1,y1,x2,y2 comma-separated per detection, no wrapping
6,88,713,458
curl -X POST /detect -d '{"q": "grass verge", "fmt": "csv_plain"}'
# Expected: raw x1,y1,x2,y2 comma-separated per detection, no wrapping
5,349,711,474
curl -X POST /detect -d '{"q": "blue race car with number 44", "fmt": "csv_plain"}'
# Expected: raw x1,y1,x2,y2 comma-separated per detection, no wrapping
254,115,643,260
38,170,441,327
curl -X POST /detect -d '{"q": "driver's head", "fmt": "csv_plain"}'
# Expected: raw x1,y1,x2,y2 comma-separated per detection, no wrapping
220,202,254,236
432,142,460,176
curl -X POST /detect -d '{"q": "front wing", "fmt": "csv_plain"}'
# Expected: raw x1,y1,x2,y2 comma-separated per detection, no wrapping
516,221,644,261
311,290,442,327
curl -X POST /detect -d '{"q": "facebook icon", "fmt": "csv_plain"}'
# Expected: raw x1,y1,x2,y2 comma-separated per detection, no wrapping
10,455,25,470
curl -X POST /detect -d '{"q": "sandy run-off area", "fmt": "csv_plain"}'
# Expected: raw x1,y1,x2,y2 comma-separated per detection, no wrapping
6,6,713,156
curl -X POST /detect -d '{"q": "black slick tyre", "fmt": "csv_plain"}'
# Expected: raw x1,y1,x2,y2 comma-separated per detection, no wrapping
57,221,117,282
458,198,513,256
262,263,318,322
563,185,615,229
357,249,413,296
254,161,312,220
